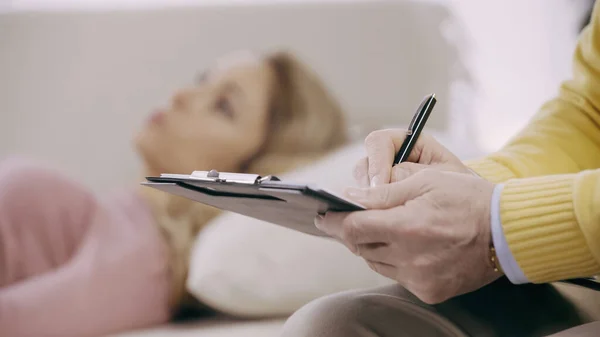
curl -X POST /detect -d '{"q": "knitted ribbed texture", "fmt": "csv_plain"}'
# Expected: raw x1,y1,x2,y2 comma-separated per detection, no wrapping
500,174,600,283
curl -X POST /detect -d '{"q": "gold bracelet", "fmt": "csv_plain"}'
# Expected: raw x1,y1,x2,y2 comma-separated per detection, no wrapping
490,245,503,274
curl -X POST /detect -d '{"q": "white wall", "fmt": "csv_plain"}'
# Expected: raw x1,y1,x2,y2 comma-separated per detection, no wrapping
448,0,588,151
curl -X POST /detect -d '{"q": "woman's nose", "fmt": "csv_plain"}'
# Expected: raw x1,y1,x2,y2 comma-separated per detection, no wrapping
170,90,187,111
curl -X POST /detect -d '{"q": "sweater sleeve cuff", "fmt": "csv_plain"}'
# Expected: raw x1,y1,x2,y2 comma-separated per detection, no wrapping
500,174,600,283
465,158,516,184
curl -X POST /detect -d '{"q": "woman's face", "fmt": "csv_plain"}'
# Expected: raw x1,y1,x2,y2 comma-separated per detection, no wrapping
135,53,275,175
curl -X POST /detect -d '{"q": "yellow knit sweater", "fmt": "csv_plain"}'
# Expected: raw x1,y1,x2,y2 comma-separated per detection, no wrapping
465,4,600,283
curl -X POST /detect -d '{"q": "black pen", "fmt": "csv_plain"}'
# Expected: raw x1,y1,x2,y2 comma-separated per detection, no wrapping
393,93,437,165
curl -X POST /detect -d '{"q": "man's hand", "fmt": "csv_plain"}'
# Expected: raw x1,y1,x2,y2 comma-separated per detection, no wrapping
355,129,472,187
316,169,501,304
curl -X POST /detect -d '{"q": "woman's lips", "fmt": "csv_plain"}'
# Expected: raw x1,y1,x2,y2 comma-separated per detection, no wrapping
148,110,165,124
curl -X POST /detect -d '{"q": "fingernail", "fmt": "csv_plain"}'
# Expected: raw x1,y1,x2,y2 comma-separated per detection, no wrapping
314,215,325,230
370,176,381,187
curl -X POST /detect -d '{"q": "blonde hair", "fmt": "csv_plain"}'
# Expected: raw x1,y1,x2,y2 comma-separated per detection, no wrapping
144,50,349,311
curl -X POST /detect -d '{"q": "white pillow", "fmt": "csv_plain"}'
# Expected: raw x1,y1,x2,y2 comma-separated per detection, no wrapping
186,132,480,317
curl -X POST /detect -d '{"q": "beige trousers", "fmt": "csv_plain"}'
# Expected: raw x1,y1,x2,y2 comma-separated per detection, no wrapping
281,278,600,337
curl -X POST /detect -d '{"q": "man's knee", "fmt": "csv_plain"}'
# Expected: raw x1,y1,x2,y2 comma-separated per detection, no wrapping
281,286,467,337
281,289,370,337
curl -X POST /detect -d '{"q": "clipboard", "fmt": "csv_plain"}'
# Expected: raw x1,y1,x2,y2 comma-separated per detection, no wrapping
142,169,364,237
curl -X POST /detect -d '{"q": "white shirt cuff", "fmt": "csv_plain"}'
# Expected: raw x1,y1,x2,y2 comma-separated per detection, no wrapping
490,184,530,284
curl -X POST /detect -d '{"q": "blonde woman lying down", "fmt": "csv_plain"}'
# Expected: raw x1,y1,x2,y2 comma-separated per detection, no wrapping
0,50,348,337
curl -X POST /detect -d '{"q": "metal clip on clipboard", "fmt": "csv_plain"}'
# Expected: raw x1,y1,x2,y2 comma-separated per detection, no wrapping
158,169,281,185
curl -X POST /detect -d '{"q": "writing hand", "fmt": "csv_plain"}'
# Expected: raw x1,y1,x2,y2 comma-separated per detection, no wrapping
316,169,501,304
